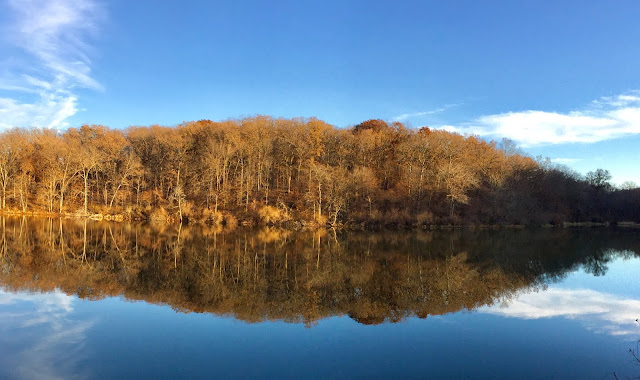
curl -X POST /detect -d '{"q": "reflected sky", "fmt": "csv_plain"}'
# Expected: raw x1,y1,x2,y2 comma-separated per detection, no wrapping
0,255,638,379
481,287,640,337
0,289,94,380
480,255,640,339
559,254,640,298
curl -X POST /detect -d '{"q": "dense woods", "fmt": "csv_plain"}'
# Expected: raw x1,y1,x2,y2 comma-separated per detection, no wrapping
2,218,637,326
0,117,637,227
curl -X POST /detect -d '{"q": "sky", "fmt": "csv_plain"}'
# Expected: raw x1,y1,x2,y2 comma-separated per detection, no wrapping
0,0,639,185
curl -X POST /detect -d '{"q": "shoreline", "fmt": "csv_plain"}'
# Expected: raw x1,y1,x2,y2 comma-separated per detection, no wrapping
1,210,638,230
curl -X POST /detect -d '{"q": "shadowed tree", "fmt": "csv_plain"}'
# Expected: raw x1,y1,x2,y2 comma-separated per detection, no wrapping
586,169,612,191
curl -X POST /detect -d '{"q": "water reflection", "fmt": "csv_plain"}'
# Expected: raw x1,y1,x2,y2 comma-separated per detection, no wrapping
0,289,93,379
481,288,640,336
1,216,638,327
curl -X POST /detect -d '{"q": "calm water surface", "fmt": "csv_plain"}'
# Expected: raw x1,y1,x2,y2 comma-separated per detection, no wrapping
0,217,639,379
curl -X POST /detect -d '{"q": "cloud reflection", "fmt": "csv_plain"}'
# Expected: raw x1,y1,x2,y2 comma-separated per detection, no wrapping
480,288,640,337
0,288,94,380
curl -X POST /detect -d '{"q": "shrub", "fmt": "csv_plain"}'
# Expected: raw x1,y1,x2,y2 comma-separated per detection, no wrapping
149,207,169,222
258,205,289,224
416,210,435,225
202,208,224,225
223,213,238,229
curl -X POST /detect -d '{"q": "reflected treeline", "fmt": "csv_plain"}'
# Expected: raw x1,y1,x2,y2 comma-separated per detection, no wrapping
1,217,638,326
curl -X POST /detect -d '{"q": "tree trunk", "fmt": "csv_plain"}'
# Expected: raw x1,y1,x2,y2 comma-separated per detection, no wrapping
176,168,183,222
318,183,322,218
1,184,5,210
84,170,89,214
59,184,64,213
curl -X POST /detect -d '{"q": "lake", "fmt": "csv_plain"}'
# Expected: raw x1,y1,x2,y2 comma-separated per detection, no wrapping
0,217,639,379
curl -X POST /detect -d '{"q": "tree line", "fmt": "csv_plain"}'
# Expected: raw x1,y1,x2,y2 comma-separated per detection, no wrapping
0,116,637,227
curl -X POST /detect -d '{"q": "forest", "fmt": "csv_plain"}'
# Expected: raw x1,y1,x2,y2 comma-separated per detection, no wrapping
0,116,638,228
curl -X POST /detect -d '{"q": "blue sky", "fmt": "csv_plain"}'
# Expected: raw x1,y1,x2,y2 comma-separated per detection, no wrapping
0,0,639,185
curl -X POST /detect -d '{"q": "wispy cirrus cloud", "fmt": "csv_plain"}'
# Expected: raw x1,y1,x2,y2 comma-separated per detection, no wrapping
437,92,640,147
551,158,583,164
393,103,459,122
0,0,104,130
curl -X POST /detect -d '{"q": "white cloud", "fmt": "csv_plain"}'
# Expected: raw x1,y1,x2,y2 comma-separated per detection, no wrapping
0,94,78,130
435,92,640,146
0,0,103,130
480,287,640,337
